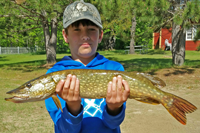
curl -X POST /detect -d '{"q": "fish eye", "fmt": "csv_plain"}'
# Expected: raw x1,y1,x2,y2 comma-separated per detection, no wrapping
26,83,32,88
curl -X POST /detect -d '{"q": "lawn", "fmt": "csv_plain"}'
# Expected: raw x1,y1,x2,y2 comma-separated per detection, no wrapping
0,50,199,133
0,50,199,72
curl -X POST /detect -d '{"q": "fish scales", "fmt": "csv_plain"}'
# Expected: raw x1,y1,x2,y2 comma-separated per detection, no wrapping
5,69,197,125
51,69,161,99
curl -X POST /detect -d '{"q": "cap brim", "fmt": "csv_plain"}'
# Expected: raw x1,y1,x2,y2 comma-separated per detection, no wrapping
64,16,103,29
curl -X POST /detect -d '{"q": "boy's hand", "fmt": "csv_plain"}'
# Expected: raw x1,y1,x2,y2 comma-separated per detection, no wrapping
56,74,82,116
106,75,130,116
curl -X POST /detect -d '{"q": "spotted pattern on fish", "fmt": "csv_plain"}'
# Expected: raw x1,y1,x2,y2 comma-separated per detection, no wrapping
5,69,197,125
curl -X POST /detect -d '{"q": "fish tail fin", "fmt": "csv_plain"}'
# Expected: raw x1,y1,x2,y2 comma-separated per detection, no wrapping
162,94,197,125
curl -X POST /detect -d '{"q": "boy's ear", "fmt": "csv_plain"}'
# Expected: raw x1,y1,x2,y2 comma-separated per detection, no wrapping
98,30,104,43
62,29,69,43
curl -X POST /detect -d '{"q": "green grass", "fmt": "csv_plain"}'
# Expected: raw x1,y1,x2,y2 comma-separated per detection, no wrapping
0,50,200,132
98,50,200,72
1,50,199,73
0,68,53,132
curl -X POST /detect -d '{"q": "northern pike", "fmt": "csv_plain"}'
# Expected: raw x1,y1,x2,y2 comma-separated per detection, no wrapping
5,69,197,125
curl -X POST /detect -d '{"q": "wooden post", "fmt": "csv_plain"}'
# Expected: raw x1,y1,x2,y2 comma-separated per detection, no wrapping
152,33,154,49
159,30,162,49
18,47,20,54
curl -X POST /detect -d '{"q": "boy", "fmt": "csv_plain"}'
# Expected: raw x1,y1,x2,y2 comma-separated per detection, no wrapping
45,1,130,133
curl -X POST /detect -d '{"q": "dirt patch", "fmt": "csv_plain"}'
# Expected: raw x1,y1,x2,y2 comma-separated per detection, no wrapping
121,68,200,133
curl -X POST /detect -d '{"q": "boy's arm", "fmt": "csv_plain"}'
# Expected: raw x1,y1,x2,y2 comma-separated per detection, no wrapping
106,76,129,115
102,64,129,129
102,102,126,129
45,98,83,133
45,74,83,133
56,75,82,116
102,65,130,129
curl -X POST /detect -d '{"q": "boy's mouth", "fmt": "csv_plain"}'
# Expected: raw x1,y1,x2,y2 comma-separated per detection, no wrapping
81,43,90,47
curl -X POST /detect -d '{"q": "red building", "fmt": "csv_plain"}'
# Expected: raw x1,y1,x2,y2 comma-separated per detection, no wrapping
152,27,200,51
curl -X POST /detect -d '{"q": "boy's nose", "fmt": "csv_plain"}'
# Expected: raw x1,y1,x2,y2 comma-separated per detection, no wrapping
81,28,90,41
82,35,90,41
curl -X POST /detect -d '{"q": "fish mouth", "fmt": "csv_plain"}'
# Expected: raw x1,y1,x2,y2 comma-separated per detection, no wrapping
6,90,16,94
6,86,24,94
5,96,25,103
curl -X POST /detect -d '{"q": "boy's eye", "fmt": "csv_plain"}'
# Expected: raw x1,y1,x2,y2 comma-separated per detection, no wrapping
88,28,96,31
74,28,80,31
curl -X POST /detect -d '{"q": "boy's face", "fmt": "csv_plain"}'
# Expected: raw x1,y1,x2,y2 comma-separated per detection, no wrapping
62,23,103,60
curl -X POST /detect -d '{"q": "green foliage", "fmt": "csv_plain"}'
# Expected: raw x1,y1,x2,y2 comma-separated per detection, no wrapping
172,0,200,28
196,44,200,51
0,0,76,56
138,0,171,31
0,0,199,53
135,20,153,48
0,0,167,50
183,0,200,24
0,1,42,47
194,27,200,42
94,0,155,50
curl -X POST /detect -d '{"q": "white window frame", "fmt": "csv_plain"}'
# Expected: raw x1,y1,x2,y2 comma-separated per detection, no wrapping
186,25,197,41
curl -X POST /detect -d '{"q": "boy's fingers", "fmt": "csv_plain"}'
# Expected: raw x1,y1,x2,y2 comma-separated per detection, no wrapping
74,78,80,98
68,75,76,98
55,79,65,94
64,74,72,89
117,75,122,92
62,74,72,96
111,77,117,99
106,81,112,99
112,77,117,91
70,75,76,90
116,75,123,101
122,80,130,100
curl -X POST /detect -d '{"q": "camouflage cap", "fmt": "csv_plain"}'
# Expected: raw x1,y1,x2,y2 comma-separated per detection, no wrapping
63,0,103,29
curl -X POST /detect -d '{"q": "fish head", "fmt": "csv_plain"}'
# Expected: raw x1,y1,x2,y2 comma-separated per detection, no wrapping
5,76,55,103
5,81,35,103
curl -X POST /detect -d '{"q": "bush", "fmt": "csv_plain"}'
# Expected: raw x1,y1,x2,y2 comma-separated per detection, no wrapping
196,44,200,51
147,49,166,55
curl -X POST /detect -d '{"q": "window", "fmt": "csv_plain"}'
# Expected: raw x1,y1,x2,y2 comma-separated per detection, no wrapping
186,26,197,40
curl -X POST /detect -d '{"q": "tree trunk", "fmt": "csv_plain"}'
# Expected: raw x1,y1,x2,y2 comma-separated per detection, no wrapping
48,17,57,63
41,10,57,64
103,31,116,50
172,22,186,66
105,35,116,50
129,16,137,54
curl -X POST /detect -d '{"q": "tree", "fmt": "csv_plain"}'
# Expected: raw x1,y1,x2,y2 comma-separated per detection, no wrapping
169,0,200,66
1,0,74,64
93,0,132,50
93,0,153,52
127,0,170,54
138,0,200,65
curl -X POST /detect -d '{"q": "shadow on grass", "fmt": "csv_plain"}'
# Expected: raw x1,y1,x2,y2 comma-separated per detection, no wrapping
0,60,48,72
0,56,65,72
107,57,200,76
1,55,199,76
162,67,196,76
99,49,169,56
31,51,71,55
0,56,9,61
107,57,172,72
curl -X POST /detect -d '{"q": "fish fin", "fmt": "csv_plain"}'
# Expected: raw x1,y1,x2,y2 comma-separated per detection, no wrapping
135,97,160,105
139,73,166,88
52,94,63,112
162,94,197,125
